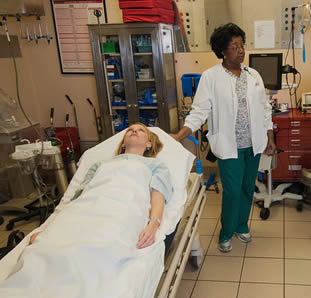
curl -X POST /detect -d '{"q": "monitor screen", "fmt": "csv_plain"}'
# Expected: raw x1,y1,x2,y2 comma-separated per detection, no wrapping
305,93,311,106
249,53,283,90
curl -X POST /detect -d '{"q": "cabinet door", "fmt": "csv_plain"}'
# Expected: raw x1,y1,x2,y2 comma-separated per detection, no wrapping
127,28,162,128
100,30,131,134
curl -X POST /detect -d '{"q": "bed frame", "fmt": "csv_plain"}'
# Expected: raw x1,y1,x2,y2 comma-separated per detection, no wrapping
156,172,207,297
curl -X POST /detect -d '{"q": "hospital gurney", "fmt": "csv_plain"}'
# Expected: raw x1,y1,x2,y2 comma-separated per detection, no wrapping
0,128,206,298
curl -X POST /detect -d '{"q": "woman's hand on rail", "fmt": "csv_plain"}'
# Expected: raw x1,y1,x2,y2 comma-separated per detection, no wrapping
169,133,179,141
29,232,40,245
136,221,159,249
170,127,192,142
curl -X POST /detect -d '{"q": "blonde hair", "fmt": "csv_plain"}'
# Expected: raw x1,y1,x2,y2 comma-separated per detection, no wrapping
116,123,163,157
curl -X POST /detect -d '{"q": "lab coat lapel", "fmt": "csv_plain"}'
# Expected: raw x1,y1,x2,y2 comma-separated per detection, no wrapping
246,70,258,112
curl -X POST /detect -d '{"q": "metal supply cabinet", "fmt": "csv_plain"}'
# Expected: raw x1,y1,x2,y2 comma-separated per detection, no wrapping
88,23,179,140
273,109,311,181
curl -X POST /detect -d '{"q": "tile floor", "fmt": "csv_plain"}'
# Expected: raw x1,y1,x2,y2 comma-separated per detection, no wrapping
1,193,311,298
177,193,311,298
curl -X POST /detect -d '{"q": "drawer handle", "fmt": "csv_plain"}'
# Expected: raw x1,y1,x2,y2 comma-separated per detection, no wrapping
289,155,301,158
291,130,300,134
288,165,302,171
291,139,301,142
291,121,301,126
291,144,301,147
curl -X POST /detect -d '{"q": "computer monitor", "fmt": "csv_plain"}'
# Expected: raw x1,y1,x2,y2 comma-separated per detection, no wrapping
301,92,311,113
249,53,283,90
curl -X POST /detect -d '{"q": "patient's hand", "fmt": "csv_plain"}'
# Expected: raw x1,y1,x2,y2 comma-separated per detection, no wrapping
29,232,40,245
136,221,159,249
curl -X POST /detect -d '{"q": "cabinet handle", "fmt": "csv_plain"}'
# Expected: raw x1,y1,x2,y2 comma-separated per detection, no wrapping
291,121,301,126
290,139,301,142
288,165,302,171
289,155,301,158
291,129,300,134
291,144,301,147
133,104,138,108
127,104,132,108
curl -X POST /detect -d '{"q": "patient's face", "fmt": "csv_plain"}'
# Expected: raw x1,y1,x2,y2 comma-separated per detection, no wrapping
123,124,151,150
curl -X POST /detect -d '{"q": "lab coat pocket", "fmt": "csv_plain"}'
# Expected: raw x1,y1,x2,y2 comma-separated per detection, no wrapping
207,132,233,159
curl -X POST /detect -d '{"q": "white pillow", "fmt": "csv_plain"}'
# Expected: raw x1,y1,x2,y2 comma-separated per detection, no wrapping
78,127,195,190
64,127,195,235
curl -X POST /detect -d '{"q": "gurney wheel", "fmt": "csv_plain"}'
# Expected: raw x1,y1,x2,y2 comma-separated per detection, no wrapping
296,200,303,212
6,221,14,231
260,208,270,220
189,256,200,270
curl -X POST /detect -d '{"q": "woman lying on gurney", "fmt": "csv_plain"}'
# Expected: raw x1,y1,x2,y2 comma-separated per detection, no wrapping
29,123,172,248
0,123,172,297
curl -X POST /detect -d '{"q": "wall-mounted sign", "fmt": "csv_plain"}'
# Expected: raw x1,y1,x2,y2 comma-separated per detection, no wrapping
51,0,105,74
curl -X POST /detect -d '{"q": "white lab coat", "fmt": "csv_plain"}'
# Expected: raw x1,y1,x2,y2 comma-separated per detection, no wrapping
184,63,273,159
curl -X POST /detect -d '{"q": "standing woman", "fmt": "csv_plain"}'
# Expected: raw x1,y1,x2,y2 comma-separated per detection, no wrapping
172,23,276,252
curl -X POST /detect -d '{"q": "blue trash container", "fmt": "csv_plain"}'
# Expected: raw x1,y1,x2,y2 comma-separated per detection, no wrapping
181,74,201,97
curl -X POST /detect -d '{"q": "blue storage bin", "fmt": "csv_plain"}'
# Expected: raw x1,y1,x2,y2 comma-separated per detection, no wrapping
111,100,126,106
113,110,128,131
181,74,201,97
145,88,157,106
137,45,152,53
107,58,122,80
108,72,120,80
140,110,158,127
138,92,147,106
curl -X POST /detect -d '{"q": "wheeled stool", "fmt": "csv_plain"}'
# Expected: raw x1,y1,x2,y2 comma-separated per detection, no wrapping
254,154,303,220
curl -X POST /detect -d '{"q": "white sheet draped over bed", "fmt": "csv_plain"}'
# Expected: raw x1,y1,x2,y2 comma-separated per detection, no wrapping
0,156,167,298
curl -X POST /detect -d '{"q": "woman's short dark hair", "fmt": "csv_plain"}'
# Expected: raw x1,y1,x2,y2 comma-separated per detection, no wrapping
210,23,246,59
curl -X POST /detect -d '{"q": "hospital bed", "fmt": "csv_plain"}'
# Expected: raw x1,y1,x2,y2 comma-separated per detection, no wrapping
0,127,206,298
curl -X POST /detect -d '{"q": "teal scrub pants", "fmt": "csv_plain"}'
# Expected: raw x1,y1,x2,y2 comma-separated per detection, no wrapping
217,147,261,243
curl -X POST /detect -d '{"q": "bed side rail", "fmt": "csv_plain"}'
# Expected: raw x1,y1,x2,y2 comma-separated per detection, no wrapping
157,184,206,298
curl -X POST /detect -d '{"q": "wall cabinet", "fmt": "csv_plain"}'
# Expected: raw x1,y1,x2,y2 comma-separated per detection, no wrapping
88,23,179,140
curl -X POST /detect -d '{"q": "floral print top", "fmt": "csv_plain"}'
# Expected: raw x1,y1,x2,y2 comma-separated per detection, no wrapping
223,66,252,149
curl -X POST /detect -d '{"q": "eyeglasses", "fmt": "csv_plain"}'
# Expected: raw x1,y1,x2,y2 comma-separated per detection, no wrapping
227,43,247,52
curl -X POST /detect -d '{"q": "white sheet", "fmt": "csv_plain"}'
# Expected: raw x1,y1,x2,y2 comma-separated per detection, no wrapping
70,127,195,236
0,157,166,298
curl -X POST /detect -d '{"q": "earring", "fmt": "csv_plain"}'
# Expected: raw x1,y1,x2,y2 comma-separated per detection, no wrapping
121,146,125,153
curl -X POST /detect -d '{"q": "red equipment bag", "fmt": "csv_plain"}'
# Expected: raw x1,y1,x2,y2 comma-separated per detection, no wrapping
119,0,173,10
122,7,174,16
122,14,174,24
122,7,174,24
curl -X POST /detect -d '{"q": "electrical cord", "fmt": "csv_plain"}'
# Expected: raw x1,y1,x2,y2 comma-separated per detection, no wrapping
3,17,57,217
283,10,302,181
32,171,56,220
4,19,44,155
284,25,292,65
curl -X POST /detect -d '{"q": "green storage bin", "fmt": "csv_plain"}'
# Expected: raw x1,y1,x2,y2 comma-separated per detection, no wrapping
103,42,117,53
